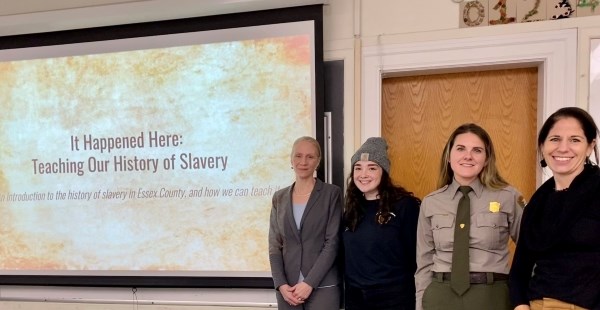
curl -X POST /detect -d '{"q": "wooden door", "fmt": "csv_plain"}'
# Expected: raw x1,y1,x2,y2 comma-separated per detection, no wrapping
381,67,538,202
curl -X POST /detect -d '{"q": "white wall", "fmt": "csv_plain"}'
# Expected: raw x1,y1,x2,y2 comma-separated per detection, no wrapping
2,0,600,309
0,301,265,310
320,0,600,171
0,286,275,309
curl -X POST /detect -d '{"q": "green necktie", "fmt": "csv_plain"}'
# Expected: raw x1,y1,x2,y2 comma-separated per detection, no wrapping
451,186,472,296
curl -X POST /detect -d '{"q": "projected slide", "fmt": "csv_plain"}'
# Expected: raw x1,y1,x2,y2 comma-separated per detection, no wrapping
0,22,315,276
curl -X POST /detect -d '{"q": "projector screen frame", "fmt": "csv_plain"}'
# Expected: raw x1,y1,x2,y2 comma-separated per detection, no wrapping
0,4,325,288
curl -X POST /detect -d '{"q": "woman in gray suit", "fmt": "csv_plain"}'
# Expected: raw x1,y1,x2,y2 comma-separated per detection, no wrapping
269,136,343,309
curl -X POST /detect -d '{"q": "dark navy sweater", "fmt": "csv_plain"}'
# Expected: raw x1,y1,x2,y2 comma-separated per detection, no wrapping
343,196,420,293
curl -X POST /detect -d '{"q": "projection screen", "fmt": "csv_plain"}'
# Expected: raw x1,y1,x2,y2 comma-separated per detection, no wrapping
0,5,324,287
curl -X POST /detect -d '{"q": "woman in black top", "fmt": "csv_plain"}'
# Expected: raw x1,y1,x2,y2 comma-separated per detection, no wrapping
509,107,600,310
343,137,420,310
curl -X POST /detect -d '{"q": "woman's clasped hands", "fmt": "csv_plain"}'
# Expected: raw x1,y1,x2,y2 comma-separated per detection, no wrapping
279,283,313,306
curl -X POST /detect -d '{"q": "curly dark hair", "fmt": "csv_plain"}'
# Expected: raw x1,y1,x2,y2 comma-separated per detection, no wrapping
344,169,419,231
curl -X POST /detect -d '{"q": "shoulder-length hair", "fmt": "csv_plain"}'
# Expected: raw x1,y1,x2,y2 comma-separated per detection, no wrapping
437,123,508,190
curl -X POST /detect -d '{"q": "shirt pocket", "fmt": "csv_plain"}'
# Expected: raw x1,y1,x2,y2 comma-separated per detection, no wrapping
430,214,455,251
475,213,508,250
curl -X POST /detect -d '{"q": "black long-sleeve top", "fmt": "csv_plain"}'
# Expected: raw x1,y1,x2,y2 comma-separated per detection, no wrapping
509,164,600,309
343,196,420,292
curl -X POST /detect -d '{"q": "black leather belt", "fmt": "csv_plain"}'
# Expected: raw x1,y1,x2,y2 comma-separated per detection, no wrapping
432,272,508,284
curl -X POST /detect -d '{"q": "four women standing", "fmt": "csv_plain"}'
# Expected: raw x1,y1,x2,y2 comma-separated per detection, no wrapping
271,108,599,309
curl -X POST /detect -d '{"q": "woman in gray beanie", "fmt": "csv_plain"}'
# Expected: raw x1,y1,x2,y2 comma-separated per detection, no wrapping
343,137,421,310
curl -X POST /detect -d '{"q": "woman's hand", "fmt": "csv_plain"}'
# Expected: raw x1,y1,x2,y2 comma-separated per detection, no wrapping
291,282,313,303
514,305,530,310
279,284,303,306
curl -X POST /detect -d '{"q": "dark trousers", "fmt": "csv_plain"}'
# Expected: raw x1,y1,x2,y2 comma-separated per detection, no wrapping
422,275,510,310
345,284,415,310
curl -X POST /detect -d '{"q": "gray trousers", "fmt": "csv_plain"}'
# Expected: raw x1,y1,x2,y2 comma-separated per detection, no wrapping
275,285,340,310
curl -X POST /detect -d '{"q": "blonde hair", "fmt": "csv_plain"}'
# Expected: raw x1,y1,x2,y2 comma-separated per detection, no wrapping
291,136,321,160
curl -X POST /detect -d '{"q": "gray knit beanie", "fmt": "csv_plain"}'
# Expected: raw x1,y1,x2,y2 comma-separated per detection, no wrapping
351,137,390,174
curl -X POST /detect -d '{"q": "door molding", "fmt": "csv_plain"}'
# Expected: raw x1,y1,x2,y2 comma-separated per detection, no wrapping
361,29,577,141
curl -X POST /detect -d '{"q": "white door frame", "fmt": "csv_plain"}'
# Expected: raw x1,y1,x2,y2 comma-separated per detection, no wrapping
361,29,577,185
361,29,577,139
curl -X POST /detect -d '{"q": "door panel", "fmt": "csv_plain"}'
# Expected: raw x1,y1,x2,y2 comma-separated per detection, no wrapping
382,67,538,202
382,68,538,263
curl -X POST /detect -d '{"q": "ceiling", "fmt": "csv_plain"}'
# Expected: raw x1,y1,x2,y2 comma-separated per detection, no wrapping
0,0,326,36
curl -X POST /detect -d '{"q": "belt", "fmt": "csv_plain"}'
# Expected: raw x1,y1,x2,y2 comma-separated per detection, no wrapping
432,272,508,284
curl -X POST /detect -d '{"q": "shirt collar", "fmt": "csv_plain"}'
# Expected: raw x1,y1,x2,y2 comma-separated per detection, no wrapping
449,177,484,199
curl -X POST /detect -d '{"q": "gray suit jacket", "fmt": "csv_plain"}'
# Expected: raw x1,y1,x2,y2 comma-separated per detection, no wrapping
269,178,342,290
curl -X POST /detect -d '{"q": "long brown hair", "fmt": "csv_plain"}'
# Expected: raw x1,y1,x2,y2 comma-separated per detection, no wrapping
437,123,508,190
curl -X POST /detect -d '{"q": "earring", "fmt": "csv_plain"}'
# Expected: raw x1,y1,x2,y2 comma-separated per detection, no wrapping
540,159,547,168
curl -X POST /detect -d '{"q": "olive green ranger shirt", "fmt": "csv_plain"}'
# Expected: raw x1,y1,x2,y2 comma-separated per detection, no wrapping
415,178,524,310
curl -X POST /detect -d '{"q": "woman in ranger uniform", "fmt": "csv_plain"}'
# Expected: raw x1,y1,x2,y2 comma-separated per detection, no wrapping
415,123,524,310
